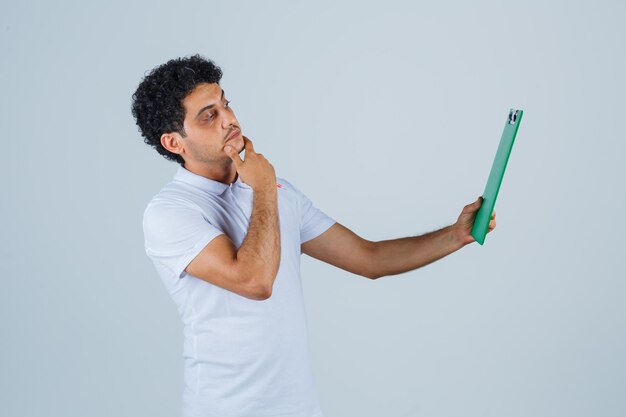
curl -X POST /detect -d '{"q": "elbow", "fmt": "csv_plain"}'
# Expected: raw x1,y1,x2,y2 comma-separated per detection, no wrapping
244,278,273,301
258,268,280,299
366,270,381,280
258,287,272,300
250,271,277,300
365,241,381,280
255,281,273,300
242,282,272,301
237,259,278,301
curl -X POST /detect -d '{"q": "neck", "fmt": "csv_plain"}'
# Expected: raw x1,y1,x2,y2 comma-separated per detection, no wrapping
183,160,238,185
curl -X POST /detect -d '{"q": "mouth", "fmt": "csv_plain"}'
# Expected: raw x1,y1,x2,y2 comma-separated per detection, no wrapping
225,129,241,143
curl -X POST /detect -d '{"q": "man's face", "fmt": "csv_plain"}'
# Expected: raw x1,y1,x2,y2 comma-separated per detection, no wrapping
176,82,243,164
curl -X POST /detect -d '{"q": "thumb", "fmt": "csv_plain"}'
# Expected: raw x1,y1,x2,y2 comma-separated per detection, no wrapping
224,145,243,167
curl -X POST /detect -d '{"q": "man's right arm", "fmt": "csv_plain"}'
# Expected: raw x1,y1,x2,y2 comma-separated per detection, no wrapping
185,187,280,300
184,136,281,301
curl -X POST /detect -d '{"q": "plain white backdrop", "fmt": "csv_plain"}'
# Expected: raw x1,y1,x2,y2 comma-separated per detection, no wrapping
1,1,625,416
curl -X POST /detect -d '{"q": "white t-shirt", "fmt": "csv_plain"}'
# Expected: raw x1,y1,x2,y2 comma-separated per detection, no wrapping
142,165,336,417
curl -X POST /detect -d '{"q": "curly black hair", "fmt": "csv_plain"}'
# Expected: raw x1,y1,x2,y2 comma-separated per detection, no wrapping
131,54,223,165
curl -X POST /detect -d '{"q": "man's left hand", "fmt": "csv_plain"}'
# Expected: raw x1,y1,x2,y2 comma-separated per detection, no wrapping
453,196,496,246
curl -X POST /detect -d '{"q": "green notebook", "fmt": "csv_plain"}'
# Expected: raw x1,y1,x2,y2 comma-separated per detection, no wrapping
471,108,523,245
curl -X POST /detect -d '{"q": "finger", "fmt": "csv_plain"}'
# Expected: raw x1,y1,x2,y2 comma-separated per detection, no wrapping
224,144,243,167
242,136,255,153
465,196,482,212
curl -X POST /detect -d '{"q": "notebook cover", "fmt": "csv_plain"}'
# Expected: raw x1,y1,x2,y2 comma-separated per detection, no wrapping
471,109,523,245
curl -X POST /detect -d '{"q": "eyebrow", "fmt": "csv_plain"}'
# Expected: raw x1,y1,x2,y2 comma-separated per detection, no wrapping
195,88,226,118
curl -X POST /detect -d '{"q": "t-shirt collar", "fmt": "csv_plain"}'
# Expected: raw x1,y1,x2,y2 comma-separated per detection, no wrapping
173,165,250,194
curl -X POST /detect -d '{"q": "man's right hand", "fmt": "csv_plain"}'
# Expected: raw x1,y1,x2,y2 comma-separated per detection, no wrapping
224,136,277,192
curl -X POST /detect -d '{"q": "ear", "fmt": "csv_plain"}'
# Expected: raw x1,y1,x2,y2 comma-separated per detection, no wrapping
160,132,183,156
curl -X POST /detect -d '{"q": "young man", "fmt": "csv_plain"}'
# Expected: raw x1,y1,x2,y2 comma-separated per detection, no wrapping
132,54,495,417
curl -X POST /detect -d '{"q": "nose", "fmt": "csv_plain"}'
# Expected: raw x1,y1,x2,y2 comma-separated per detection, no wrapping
222,111,237,130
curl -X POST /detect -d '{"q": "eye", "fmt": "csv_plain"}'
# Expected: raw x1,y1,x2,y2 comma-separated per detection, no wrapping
224,100,231,108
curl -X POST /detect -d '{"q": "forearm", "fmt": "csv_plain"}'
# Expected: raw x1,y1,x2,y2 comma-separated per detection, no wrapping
236,187,281,291
371,225,464,279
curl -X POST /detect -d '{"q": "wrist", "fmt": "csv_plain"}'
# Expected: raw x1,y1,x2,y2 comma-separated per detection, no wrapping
449,224,467,250
253,182,278,194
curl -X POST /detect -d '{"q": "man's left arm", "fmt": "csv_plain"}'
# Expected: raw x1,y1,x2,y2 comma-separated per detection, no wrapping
301,196,496,280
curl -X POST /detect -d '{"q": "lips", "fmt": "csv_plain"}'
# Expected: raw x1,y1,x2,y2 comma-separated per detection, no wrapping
226,129,241,142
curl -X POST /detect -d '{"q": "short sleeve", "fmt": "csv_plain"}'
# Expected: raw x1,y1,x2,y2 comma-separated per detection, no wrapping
142,199,224,279
280,178,336,244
